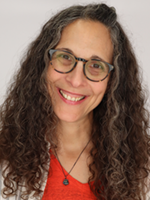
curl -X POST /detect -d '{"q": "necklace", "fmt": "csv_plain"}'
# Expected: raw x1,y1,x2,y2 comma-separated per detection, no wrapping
54,139,91,186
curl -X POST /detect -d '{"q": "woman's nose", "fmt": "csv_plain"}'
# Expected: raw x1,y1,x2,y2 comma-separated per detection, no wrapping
65,61,87,88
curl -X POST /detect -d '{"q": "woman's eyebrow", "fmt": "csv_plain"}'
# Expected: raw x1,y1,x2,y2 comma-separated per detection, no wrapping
91,55,105,62
57,47,73,54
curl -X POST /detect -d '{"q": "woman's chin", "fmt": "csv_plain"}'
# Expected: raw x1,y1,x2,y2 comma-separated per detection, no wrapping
55,111,84,124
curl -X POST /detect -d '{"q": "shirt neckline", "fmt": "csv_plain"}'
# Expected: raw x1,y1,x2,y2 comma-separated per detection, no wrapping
50,150,94,186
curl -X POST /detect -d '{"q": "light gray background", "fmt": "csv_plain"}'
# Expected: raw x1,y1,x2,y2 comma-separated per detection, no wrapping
0,0,150,105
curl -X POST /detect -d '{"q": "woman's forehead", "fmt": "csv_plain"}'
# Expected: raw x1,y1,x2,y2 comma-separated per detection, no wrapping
56,19,113,63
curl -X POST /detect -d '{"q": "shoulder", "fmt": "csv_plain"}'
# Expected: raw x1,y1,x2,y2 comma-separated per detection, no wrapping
0,162,49,200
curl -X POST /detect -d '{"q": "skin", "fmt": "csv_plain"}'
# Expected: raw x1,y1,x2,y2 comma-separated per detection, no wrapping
47,19,113,183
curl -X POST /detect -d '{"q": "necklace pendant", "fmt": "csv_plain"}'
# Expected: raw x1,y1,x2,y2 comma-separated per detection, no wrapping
63,179,69,185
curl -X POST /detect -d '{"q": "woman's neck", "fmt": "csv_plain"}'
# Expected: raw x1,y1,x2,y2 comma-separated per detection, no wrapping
56,113,93,155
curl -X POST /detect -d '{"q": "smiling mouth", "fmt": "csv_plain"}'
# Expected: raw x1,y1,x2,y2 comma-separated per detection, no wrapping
59,89,85,102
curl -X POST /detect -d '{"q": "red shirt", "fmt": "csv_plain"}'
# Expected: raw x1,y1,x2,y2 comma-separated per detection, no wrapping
42,152,97,200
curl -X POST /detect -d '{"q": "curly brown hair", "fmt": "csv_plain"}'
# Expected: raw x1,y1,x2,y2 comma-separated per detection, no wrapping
0,3,150,200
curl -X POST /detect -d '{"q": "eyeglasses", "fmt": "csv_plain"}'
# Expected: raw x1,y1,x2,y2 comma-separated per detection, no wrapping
48,49,114,82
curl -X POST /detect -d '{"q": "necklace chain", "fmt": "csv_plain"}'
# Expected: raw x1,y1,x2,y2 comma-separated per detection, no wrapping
54,139,91,185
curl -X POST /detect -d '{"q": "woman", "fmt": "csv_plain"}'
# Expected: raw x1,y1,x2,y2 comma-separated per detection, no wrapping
0,3,150,200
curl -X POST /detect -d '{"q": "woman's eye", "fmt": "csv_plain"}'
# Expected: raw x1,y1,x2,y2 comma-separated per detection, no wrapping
61,54,71,60
91,63,103,69
92,64,101,68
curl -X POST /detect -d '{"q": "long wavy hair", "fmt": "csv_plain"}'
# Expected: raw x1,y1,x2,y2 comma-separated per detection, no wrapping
0,3,150,200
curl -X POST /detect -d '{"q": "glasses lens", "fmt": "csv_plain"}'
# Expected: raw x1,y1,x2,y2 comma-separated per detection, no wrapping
85,60,109,81
51,50,75,73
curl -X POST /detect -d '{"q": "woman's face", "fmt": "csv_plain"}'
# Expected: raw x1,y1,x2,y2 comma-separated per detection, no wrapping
47,19,113,123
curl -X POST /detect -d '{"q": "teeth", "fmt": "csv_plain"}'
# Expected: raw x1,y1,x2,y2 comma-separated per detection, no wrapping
60,90,85,101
